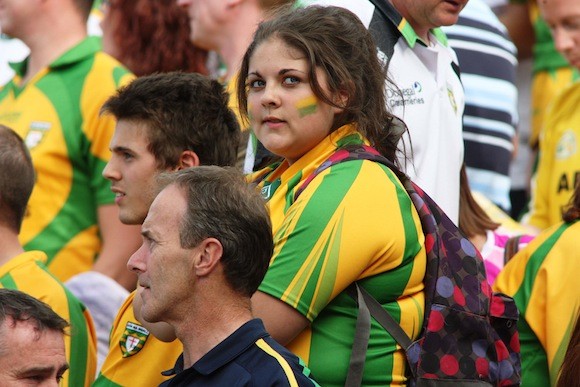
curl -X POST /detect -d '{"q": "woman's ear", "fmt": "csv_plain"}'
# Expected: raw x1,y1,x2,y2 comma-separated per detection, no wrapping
332,89,349,115
177,150,200,170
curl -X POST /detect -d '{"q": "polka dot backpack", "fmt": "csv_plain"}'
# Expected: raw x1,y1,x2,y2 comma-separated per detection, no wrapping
296,144,521,387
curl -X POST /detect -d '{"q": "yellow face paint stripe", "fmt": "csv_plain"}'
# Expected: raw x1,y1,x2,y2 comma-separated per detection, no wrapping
255,338,299,387
296,95,318,117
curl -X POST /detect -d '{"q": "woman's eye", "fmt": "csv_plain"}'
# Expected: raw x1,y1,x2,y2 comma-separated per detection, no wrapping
283,76,300,85
248,79,265,89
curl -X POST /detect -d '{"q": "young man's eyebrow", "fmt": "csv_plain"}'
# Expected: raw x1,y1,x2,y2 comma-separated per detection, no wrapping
110,145,133,153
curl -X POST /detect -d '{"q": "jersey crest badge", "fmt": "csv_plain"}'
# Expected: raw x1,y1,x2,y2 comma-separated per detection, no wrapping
25,121,51,149
260,179,280,200
556,130,577,160
120,321,149,357
447,85,458,114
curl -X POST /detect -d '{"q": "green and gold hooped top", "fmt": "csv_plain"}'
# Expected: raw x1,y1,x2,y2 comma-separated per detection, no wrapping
0,36,133,282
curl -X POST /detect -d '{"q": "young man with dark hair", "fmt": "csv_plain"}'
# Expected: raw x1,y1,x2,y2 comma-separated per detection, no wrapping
0,125,97,386
94,72,241,386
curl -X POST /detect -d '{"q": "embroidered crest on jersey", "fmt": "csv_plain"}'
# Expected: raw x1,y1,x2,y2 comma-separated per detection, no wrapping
25,121,52,149
120,321,149,357
261,185,272,200
447,82,458,114
260,179,281,201
556,130,577,160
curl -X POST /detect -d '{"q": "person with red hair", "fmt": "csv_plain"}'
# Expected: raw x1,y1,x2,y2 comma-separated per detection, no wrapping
100,0,207,76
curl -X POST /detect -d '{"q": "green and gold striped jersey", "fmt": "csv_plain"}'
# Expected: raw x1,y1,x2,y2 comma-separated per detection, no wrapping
494,220,580,386
250,125,426,386
0,37,133,281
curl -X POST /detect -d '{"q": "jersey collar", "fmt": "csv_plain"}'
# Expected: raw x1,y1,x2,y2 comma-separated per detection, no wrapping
381,1,448,48
9,36,102,77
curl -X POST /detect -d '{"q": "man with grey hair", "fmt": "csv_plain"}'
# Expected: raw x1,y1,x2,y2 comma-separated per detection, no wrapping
129,166,318,386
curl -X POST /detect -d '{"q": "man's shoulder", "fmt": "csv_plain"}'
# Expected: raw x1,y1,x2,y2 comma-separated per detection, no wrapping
227,322,318,386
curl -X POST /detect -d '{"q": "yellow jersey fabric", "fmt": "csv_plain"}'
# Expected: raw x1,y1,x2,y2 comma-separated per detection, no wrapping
494,221,580,386
524,83,580,230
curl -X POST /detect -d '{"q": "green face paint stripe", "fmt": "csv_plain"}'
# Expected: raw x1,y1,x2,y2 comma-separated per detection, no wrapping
296,95,318,118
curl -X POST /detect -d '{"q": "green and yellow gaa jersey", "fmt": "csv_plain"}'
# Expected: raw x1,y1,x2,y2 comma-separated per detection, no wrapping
250,125,426,386
494,221,580,386
0,37,133,281
94,291,183,387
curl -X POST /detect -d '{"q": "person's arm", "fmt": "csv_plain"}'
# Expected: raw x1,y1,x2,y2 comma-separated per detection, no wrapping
251,291,310,345
93,204,142,290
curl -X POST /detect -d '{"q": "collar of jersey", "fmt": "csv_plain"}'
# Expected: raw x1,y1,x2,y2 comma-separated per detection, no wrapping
380,0,448,48
9,36,102,77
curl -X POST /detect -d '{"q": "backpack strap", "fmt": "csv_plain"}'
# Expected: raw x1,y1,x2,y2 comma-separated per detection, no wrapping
345,283,414,387
503,235,522,264
344,283,371,387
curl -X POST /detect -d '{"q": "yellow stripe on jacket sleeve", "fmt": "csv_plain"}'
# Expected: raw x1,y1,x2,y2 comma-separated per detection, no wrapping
255,338,298,387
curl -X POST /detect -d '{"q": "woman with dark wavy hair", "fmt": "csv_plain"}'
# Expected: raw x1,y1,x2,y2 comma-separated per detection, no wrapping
100,0,207,76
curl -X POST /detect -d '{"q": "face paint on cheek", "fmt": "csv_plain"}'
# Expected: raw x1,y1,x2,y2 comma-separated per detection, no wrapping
296,95,318,118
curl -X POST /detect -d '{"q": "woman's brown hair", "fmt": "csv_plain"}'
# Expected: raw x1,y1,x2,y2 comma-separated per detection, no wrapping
236,5,405,164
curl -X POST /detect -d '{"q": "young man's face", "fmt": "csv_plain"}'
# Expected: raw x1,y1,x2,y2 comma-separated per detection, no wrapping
102,120,165,225
0,319,68,386
540,0,580,69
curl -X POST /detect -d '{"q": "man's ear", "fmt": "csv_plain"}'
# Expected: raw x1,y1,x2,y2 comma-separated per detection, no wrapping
194,238,223,277
177,150,200,170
